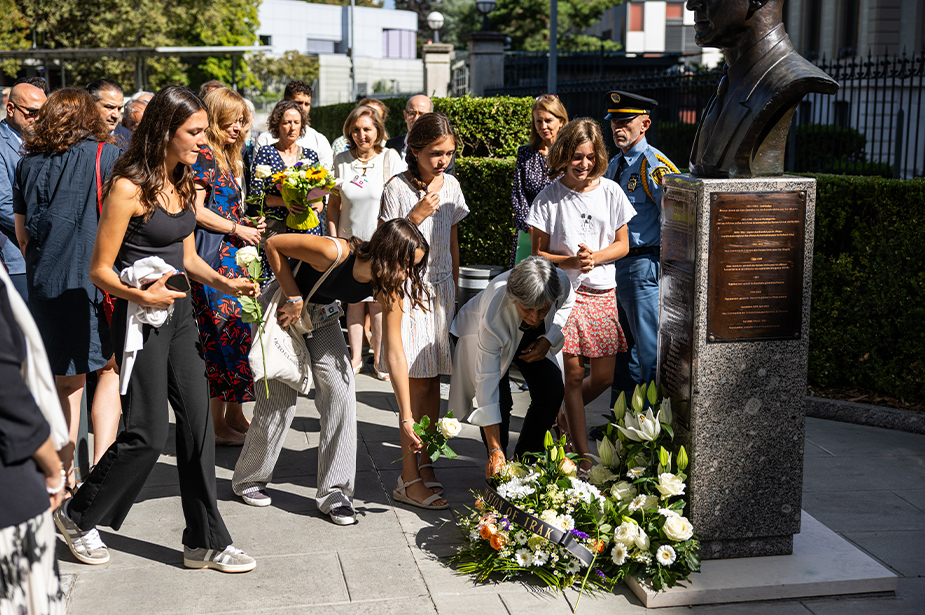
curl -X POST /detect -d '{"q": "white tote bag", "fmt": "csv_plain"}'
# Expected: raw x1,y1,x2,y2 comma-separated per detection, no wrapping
249,238,342,395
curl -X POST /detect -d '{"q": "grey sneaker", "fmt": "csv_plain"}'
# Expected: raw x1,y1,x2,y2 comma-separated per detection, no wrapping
241,489,272,507
53,501,110,565
328,505,357,526
183,545,256,573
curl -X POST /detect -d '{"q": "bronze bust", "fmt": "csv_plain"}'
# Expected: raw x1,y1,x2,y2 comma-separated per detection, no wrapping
687,0,839,178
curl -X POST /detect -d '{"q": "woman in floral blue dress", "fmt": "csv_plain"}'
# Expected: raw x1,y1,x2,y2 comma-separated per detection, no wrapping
191,88,266,446
249,100,321,286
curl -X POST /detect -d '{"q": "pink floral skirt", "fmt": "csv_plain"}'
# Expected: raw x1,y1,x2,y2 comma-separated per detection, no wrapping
562,285,627,358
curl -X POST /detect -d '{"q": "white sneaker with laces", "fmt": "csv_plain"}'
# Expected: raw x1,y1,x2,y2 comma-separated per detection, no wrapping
53,500,110,565
183,545,256,573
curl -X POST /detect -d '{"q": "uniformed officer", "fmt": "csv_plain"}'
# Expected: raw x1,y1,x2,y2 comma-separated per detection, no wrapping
603,90,679,405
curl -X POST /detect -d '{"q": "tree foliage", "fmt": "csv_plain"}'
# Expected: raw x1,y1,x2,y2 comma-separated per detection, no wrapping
484,0,625,52
248,51,319,96
4,0,260,91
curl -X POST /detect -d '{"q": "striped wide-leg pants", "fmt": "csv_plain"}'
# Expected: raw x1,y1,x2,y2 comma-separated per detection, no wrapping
232,312,356,513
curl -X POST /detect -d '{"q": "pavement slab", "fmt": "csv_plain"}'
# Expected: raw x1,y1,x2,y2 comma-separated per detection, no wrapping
62,372,925,614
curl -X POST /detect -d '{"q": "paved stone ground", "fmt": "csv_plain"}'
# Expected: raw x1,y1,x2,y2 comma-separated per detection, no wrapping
59,372,925,614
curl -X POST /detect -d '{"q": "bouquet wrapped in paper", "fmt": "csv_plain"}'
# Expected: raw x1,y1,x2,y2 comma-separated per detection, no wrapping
270,161,339,231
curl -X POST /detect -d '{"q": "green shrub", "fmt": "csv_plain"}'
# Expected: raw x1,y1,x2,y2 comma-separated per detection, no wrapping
310,96,534,158
454,156,517,267
791,124,868,171
809,175,925,400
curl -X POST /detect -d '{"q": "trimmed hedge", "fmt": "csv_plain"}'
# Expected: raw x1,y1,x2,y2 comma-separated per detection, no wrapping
809,175,925,401
454,158,925,401
311,96,533,157
455,157,517,267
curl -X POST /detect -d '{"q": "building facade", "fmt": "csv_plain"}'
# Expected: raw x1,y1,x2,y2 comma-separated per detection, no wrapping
256,0,423,105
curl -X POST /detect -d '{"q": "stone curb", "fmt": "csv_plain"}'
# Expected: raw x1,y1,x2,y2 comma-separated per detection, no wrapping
806,396,925,435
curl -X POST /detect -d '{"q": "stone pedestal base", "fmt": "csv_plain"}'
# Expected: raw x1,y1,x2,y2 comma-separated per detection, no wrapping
626,512,897,608
658,175,817,559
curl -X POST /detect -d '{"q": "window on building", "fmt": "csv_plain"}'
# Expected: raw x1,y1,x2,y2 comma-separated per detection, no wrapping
665,2,685,52
306,39,334,54
805,0,823,59
666,3,684,20
839,0,859,58
833,101,850,128
259,35,272,47
629,4,644,32
382,29,416,59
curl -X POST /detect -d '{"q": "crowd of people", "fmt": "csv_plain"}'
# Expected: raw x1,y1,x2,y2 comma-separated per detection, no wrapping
0,74,678,612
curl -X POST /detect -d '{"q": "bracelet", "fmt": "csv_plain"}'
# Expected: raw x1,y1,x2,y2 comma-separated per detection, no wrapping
489,448,503,455
286,296,302,303
230,222,237,235
401,418,414,424
46,469,66,495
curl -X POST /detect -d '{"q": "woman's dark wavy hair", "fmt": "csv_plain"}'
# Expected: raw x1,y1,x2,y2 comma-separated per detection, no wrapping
347,218,430,309
404,112,456,189
102,86,205,221
267,100,307,140
25,88,114,154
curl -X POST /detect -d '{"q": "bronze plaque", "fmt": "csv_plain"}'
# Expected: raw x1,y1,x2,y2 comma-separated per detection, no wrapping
707,191,805,342
657,185,697,430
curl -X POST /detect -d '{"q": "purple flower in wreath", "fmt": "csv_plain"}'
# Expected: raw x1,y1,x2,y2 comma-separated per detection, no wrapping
570,529,590,540
500,517,512,531
593,568,606,579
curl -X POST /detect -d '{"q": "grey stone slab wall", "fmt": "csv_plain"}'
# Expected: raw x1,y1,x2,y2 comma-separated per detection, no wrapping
659,174,817,560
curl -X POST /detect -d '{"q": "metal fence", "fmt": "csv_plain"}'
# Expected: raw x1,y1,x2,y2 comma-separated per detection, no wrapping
483,50,925,178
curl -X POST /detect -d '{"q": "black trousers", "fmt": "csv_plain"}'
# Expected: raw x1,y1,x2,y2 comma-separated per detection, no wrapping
480,326,564,459
69,296,232,550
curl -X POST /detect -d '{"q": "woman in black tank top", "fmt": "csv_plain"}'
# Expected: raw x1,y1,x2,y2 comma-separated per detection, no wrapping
58,87,258,574
226,218,444,520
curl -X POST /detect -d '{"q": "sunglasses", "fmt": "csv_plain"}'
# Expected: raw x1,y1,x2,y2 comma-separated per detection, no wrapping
11,101,41,118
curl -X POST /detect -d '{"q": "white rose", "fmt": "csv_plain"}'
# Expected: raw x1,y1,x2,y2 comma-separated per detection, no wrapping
656,473,686,498
634,527,650,551
611,481,637,504
614,521,637,546
437,417,461,439
254,164,273,179
663,515,694,542
235,246,259,269
588,464,616,487
540,509,558,524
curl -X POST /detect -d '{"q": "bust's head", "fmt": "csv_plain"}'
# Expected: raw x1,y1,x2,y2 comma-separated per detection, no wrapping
686,0,782,51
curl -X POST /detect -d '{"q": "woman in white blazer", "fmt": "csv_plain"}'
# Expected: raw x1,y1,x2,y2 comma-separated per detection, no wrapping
448,256,574,477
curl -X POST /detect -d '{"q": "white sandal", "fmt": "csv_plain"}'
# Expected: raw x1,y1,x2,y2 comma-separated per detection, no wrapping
392,476,449,510
417,462,444,494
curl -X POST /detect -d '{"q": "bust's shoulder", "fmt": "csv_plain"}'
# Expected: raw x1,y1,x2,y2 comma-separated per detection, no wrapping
759,51,839,93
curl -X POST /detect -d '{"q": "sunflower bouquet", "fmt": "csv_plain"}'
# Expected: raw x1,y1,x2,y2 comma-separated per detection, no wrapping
269,161,339,231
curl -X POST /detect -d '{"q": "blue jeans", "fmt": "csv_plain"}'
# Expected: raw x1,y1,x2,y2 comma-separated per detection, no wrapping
611,253,660,406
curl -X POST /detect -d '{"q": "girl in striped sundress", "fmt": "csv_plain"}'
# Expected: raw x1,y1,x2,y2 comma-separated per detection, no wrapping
378,113,468,509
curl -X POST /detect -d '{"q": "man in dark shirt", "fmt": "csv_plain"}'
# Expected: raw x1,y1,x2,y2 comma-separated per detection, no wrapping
88,79,129,152
386,94,455,176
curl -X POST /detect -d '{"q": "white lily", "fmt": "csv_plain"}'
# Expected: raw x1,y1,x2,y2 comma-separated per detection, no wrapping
617,408,662,442
587,436,621,469
660,397,673,425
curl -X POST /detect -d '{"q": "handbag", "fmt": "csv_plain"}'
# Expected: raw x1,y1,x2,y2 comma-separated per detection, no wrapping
193,154,228,269
249,237,343,395
94,142,117,325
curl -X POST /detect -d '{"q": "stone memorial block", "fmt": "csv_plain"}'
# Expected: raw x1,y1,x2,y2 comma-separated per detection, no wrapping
658,173,816,560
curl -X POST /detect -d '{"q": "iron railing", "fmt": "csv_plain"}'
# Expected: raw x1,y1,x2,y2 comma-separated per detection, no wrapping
484,49,925,178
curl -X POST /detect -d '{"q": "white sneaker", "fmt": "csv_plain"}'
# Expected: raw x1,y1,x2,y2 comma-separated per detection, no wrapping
53,500,110,565
183,545,256,573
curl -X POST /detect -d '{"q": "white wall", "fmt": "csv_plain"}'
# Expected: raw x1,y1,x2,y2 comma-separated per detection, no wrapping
315,55,423,107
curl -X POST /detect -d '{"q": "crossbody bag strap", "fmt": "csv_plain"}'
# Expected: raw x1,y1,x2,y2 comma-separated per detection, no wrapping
304,236,343,304
95,142,104,215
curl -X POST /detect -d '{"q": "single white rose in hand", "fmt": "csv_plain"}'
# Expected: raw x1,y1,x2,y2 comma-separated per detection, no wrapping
437,417,461,439
254,164,273,179
235,246,259,269
663,515,694,542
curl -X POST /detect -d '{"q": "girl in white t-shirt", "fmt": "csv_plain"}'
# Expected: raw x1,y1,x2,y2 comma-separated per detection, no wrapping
526,118,636,475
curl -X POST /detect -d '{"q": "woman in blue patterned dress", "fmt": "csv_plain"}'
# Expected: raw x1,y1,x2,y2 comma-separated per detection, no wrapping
191,88,266,446
249,100,321,286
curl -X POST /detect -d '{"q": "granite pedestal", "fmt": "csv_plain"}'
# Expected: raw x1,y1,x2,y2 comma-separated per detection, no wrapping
658,174,816,560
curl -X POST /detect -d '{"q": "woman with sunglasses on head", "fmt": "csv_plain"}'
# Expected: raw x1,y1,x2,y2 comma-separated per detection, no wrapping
54,86,258,573
190,87,267,446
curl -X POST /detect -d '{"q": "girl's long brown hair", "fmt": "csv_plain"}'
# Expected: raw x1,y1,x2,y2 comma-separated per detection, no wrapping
203,87,248,177
404,112,457,189
25,88,113,154
348,218,430,309
102,86,205,220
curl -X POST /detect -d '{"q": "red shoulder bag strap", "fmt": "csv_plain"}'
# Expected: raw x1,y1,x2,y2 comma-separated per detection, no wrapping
95,142,104,215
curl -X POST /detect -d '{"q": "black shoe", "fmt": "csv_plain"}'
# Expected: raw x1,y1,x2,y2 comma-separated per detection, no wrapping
328,505,356,526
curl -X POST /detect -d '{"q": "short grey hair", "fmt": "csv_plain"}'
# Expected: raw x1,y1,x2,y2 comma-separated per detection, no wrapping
506,256,560,309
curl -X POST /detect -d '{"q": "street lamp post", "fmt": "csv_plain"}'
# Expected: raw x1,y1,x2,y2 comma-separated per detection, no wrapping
475,0,496,32
426,11,445,44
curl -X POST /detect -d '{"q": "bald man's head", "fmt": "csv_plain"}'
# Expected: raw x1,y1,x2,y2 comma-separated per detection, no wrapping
403,95,433,132
6,83,46,135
